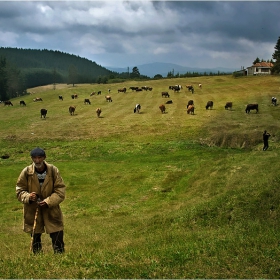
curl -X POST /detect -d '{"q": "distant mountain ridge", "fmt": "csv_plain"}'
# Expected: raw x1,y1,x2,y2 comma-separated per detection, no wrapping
106,62,236,77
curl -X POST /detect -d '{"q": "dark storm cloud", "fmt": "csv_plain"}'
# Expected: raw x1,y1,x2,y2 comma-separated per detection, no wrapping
0,1,279,69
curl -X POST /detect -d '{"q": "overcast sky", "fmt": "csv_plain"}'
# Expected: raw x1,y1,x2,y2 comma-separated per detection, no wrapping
0,1,279,70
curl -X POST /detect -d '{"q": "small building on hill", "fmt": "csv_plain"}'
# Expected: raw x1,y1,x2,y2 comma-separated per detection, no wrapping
246,62,274,76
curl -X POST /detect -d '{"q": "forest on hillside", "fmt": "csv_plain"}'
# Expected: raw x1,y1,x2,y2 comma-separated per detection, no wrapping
0,47,152,101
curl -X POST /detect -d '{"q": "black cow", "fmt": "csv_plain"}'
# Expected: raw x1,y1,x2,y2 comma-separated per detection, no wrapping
97,91,101,95
272,97,277,106
206,101,214,110
134,104,141,113
84,98,91,105
59,95,63,101
225,102,233,110
166,100,173,104
40,109,47,118
162,92,170,98
4,101,13,106
245,104,258,114
20,100,26,106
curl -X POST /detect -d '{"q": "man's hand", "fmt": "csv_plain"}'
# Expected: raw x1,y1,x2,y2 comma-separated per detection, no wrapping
39,200,48,207
29,192,37,202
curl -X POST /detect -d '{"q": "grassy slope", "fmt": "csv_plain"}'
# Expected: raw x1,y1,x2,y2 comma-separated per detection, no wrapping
0,75,280,278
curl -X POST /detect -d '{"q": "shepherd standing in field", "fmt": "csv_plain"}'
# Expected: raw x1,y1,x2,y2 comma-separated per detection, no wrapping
263,130,271,151
16,147,66,254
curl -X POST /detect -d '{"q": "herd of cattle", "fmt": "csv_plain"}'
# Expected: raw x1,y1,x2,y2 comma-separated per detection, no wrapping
1,83,277,118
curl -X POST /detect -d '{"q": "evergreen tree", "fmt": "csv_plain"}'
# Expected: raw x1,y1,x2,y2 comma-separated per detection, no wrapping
253,57,260,65
68,65,78,86
0,57,9,101
271,36,280,74
130,66,140,78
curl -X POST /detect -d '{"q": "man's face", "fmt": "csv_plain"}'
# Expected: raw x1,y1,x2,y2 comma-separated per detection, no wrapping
32,156,46,170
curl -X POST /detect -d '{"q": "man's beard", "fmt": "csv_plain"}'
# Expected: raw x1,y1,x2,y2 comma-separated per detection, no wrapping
35,163,44,169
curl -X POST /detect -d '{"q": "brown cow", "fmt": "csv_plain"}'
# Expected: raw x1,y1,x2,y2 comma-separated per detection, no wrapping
96,108,102,117
90,92,95,96
118,88,126,93
187,100,194,108
105,96,112,102
206,101,214,110
4,100,13,106
71,94,78,99
69,106,76,115
225,102,233,110
33,97,42,102
159,104,166,114
162,92,170,98
187,105,194,114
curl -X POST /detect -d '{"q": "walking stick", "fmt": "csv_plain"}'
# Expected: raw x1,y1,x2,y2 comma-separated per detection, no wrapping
30,206,39,253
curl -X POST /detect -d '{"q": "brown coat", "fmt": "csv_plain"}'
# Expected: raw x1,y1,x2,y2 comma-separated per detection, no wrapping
16,161,66,234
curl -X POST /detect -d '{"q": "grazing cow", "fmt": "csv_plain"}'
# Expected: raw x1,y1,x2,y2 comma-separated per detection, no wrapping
84,98,91,105
206,101,214,110
105,96,112,102
59,95,63,101
173,85,181,92
199,84,202,88
134,104,141,113
166,100,173,104
159,104,166,114
118,88,126,93
187,100,194,108
40,108,47,118
225,102,233,110
69,106,76,115
272,97,277,106
187,105,195,114
96,108,102,118
33,97,42,102
245,104,258,114
4,100,13,106
90,92,95,96
71,94,78,99
186,85,194,93
162,92,170,98
19,100,26,106
130,86,139,91
97,91,101,95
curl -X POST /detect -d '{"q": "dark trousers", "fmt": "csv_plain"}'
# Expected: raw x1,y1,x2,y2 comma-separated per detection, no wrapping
31,231,65,254
263,141,269,151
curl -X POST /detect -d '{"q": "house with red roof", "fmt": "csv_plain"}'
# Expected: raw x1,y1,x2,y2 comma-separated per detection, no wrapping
246,62,274,75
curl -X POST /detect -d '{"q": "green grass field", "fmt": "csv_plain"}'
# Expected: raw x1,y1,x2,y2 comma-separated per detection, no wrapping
1,75,280,278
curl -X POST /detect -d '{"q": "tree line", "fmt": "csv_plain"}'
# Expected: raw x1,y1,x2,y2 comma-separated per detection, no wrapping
1,36,280,101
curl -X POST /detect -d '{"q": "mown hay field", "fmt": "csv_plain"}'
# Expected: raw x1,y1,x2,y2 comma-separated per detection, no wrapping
1,75,280,278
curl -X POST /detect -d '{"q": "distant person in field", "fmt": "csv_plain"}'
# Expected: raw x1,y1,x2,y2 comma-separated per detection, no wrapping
16,147,66,254
263,130,271,151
